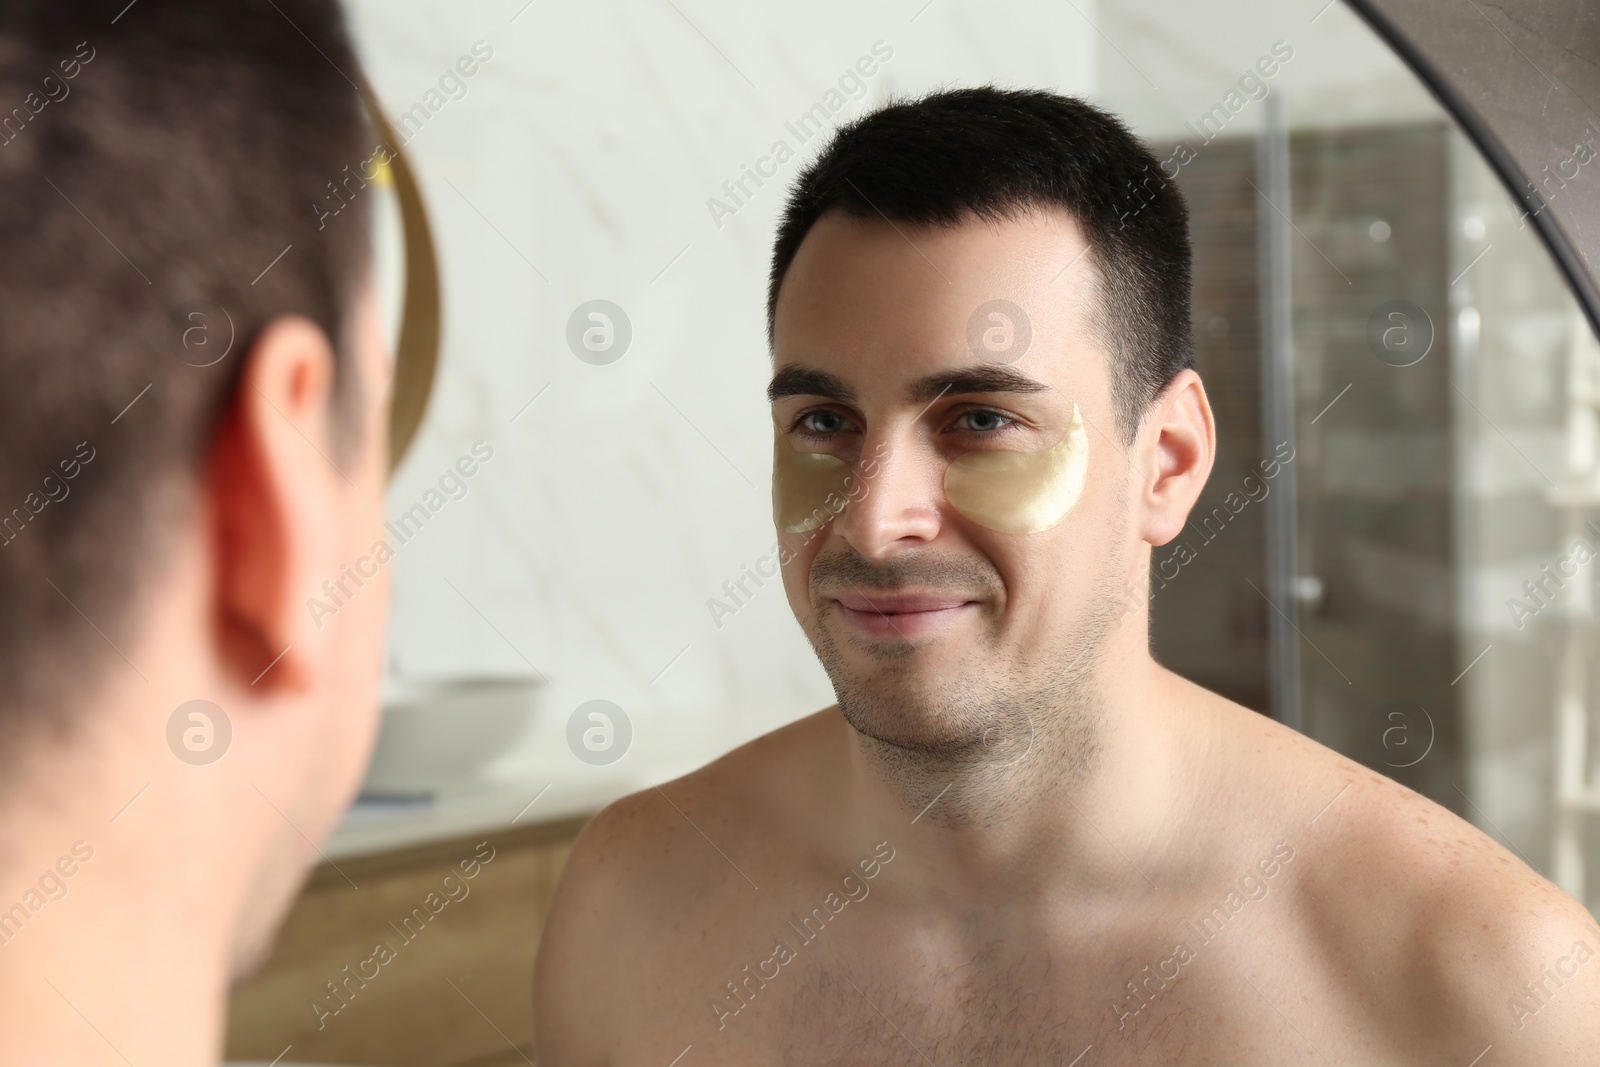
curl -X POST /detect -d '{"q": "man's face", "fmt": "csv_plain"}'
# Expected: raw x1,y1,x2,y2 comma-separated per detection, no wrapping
770,208,1132,759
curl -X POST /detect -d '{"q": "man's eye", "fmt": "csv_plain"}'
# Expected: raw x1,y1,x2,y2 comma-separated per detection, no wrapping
959,410,1013,433
800,410,848,435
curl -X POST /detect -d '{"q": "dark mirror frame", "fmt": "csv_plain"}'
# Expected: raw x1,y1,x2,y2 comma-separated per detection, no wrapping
1349,0,1600,337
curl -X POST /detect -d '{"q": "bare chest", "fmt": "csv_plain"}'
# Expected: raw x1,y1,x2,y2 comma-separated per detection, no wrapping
617,909,1392,1067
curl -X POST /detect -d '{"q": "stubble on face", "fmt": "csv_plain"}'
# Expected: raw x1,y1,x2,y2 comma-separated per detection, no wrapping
805,531,1127,824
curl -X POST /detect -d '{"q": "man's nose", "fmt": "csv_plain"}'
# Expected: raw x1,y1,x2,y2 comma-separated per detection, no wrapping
832,432,944,560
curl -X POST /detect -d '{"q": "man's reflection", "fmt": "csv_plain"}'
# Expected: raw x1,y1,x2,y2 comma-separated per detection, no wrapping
534,87,1600,1065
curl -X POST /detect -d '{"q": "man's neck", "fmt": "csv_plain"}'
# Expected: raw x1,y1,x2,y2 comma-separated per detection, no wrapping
0,752,236,1066
838,645,1193,909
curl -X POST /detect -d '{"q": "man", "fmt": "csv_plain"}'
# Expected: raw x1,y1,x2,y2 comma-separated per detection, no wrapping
534,88,1600,1064
0,2,391,1064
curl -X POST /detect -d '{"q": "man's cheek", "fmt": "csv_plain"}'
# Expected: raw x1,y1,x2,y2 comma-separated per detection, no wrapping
779,538,824,622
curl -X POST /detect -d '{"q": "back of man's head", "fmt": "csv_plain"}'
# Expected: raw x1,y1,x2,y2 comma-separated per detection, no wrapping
0,0,372,733
0,3,397,1029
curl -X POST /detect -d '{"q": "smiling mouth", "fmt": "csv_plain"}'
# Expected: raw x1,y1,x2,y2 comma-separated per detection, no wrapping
830,590,980,637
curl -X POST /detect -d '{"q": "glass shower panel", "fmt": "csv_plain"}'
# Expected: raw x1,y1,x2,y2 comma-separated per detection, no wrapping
1148,112,1600,916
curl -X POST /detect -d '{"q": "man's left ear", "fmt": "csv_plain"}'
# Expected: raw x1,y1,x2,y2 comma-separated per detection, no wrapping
204,315,344,693
1136,368,1216,548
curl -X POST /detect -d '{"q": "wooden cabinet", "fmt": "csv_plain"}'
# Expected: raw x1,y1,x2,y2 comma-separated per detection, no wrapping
224,816,587,1067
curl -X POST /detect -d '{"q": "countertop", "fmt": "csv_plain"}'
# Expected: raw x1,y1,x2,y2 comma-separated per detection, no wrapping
327,772,640,859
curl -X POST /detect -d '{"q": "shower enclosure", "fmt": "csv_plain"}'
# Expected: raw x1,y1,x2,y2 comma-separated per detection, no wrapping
1130,0,1600,916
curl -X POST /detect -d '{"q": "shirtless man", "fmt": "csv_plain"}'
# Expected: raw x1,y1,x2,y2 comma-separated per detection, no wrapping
533,87,1600,1065
0,3,391,1064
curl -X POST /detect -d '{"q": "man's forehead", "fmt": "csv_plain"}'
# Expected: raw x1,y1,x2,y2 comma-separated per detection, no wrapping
770,207,1101,399
776,205,1096,309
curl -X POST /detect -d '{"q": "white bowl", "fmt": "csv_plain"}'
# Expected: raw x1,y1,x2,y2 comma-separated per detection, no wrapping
360,676,542,797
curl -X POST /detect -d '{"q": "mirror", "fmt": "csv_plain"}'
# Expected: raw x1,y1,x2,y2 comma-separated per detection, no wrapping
224,1,1600,1063
355,73,443,476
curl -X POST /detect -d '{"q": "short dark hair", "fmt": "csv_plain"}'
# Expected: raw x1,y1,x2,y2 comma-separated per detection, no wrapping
767,86,1193,444
0,0,372,728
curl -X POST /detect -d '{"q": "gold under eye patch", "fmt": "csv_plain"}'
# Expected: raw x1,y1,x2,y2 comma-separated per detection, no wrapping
770,404,1089,537
943,404,1090,534
773,435,854,534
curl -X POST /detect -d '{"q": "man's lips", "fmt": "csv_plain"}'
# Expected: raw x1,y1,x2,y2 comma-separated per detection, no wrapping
829,590,980,637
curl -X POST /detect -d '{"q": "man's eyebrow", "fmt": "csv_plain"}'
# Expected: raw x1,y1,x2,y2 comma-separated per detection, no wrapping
906,365,1050,403
768,365,856,404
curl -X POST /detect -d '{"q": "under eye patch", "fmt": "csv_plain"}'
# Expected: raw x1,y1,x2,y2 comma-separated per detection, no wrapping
772,432,854,534
770,403,1089,537
943,403,1089,534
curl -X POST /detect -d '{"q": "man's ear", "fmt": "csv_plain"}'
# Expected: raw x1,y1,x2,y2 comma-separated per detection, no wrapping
1137,368,1217,548
205,316,343,692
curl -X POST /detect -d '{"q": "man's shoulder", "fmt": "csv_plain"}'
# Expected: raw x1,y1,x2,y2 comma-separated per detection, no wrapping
532,707,839,1059
1201,693,1600,1059
1322,780,1600,1058
568,706,836,886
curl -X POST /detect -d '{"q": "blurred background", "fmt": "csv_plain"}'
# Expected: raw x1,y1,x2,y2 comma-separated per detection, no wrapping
225,0,1600,1063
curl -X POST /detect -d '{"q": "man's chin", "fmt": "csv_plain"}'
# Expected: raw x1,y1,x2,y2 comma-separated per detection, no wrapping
228,835,321,986
831,668,978,745
826,635,961,690
841,700,959,751
229,918,285,987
